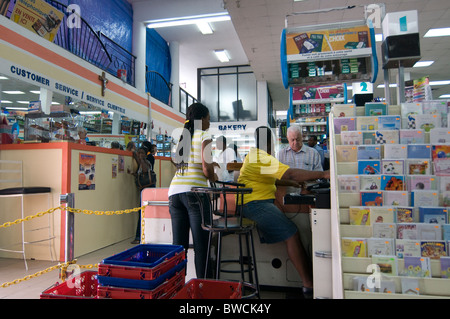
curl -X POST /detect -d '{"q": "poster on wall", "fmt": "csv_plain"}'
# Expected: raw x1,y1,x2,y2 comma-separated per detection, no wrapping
79,153,96,190
11,0,64,42
118,155,124,173
111,157,117,179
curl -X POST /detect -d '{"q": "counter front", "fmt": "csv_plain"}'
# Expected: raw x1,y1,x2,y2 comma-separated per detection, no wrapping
0,142,175,262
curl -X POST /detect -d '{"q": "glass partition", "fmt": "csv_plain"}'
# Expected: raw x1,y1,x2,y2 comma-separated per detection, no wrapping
198,65,257,122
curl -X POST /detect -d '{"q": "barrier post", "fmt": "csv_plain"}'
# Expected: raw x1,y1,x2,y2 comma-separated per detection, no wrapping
60,194,75,263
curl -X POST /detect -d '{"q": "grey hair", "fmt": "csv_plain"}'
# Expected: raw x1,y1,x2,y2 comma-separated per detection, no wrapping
287,124,303,136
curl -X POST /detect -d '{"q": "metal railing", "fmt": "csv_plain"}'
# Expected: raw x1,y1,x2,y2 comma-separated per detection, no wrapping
98,32,136,86
146,70,172,107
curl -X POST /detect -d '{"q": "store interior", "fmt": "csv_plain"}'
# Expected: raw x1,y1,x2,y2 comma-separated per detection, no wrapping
1,0,450,301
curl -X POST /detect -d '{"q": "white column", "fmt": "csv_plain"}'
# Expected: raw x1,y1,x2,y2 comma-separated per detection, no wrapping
112,112,120,135
132,20,146,93
170,41,180,111
40,87,53,113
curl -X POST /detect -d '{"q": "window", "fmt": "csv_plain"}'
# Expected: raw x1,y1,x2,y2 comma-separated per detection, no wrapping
198,65,257,122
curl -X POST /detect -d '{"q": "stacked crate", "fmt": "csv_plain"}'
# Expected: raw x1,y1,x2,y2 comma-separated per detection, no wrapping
40,271,99,299
96,244,186,299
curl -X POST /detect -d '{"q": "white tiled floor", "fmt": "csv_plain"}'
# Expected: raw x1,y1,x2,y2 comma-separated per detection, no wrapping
0,239,294,299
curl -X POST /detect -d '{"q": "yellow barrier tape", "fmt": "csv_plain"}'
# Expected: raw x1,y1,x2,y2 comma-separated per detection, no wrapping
0,205,147,229
0,205,149,288
0,260,99,288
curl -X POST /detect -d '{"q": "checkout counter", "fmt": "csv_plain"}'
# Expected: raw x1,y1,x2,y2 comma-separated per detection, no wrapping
0,142,175,262
141,181,333,299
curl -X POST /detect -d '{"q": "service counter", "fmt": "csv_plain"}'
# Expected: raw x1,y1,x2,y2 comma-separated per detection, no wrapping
0,142,176,262
141,187,317,289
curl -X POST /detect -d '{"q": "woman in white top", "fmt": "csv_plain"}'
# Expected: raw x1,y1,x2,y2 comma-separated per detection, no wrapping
169,103,218,278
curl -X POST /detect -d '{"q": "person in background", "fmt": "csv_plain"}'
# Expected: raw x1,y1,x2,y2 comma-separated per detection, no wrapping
126,141,136,152
307,135,324,168
238,126,329,299
277,127,324,281
228,142,243,181
142,141,157,170
111,141,120,149
129,146,154,244
77,127,88,145
213,135,238,182
278,125,322,171
169,103,218,278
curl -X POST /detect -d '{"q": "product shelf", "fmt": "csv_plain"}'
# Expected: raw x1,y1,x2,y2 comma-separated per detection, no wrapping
329,102,450,299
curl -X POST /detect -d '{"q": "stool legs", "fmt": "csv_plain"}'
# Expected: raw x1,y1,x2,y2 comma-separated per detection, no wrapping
206,230,260,298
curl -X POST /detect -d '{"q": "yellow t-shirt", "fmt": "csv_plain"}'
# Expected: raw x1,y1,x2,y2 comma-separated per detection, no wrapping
238,147,289,204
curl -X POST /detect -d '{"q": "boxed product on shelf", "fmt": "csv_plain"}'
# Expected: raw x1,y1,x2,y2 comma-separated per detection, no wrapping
430,128,450,144
365,102,388,116
403,256,432,278
371,255,398,276
341,237,367,257
367,238,395,256
381,159,404,175
40,271,98,299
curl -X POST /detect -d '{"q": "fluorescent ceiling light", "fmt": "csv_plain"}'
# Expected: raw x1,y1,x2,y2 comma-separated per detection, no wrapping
79,111,101,115
5,107,28,110
413,61,434,67
0,76,8,80
147,13,230,29
30,90,40,94
439,94,450,98
424,27,450,37
377,84,398,88
430,80,450,86
214,49,230,62
197,22,213,34
3,91,25,94
1,100,12,103
375,34,383,42
17,101,29,104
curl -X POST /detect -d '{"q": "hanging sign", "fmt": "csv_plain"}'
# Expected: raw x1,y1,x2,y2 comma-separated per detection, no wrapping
352,82,374,95
284,24,373,62
11,0,64,42
291,84,346,105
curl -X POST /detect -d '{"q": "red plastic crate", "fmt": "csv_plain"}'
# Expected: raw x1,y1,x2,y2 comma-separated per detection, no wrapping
98,247,185,281
172,279,242,299
97,269,185,299
40,271,98,299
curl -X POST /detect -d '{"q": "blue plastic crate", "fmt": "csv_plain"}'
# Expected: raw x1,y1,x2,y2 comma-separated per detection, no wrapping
97,259,187,290
101,244,184,268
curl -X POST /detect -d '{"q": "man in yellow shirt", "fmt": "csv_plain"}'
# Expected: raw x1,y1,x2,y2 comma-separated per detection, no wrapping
238,126,329,298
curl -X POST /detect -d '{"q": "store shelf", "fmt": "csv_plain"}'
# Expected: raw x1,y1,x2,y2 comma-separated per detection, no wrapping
329,103,450,299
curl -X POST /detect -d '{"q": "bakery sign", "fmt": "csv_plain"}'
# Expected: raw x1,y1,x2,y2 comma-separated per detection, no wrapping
11,0,64,42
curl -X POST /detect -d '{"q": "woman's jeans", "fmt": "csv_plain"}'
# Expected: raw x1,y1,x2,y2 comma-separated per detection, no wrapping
169,192,212,278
